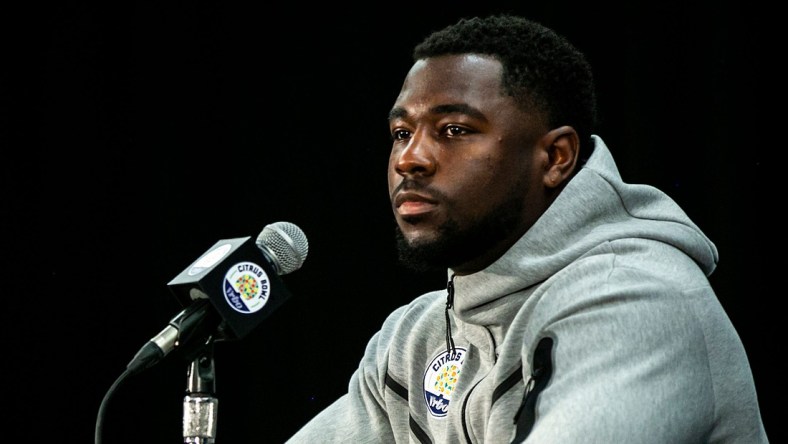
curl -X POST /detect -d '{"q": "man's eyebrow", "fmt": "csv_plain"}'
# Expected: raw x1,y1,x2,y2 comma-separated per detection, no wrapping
388,107,408,122
431,104,486,120
388,103,486,122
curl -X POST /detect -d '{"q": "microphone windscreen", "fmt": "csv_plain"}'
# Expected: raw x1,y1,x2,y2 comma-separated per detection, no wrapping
256,221,308,275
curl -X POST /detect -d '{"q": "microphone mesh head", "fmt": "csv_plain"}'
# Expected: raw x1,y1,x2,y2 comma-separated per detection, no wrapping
256,221,309,275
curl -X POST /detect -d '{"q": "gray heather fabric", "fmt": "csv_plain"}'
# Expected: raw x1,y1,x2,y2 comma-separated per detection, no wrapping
286,136,768,443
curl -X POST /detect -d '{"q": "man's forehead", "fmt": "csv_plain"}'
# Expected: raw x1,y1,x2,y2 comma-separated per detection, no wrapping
392,55,508,117
404,54,503,87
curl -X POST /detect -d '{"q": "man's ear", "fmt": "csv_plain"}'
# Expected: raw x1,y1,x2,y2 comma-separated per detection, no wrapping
539,126,579,188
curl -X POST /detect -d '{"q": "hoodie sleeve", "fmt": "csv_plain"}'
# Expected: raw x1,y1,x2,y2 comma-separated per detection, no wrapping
519,241,765,443
285,307,406,444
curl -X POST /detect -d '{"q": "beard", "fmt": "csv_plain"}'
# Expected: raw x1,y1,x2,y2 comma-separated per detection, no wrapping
394,192,525,274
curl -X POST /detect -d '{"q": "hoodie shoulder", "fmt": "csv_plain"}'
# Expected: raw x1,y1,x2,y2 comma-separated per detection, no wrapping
573,136,718,275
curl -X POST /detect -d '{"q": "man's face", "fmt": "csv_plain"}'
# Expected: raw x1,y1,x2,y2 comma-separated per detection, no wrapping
388,54,548,274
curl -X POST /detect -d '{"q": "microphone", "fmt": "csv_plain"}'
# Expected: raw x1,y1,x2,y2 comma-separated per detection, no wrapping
126,221,308,375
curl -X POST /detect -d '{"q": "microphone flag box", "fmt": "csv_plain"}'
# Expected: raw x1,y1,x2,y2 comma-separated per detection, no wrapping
167,236,292,340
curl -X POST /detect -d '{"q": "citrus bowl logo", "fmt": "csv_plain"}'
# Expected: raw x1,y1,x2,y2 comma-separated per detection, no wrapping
423,347,466,418
223,261,270,313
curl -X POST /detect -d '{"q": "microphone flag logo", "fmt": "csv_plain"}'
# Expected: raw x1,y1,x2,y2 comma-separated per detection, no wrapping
223,261,271,314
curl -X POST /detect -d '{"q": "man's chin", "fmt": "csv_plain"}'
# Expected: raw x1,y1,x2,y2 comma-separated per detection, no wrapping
398,228,436,248
394,226,455,273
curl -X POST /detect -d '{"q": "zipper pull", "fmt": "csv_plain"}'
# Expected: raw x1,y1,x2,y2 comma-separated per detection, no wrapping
512,337,554,441
513,375,536,424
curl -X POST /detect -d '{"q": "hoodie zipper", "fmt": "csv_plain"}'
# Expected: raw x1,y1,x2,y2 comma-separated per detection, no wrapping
445,273,456,356
460,378,482,443
458,325,498,444
512,337,554,441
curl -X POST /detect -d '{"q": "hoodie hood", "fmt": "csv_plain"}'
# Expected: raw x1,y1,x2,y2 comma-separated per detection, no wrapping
450,135,718,325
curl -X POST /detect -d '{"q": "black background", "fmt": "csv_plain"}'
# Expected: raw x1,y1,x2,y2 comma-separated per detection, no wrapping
2,1,782,443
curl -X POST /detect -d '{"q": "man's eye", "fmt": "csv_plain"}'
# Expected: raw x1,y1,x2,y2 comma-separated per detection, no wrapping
445,125,468,136
392,129,411,141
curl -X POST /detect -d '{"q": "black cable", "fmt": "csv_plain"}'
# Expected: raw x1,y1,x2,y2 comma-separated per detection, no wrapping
96,341,165,444
95,367,133,444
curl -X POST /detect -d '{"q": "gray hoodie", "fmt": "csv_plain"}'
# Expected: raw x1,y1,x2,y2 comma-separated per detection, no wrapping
286,136,768,443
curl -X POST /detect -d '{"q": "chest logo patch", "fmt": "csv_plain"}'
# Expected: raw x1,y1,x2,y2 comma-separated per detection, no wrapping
423,347,467,418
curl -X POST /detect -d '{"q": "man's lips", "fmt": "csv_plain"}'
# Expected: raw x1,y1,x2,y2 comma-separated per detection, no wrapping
394,191,438,217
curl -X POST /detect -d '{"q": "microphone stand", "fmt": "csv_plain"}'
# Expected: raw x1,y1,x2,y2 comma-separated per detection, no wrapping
183,339,218,444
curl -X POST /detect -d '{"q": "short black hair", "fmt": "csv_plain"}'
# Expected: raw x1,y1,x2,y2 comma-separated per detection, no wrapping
414,14,597,162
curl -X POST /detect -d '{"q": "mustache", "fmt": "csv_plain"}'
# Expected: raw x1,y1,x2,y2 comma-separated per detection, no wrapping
390,179,448,202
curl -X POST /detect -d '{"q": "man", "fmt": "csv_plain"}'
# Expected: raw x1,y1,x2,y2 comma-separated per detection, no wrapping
287,14,768,443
